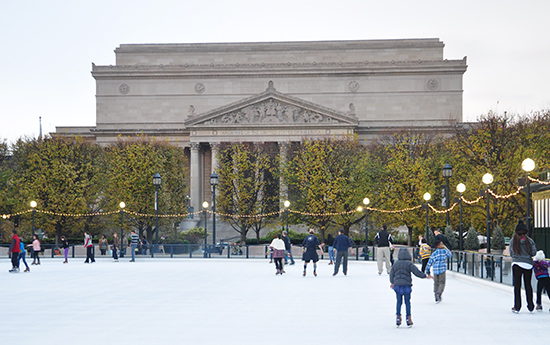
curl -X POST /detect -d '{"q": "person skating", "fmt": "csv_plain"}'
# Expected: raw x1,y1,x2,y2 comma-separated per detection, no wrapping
332,229,354,276
301,229,324,277
84,232,95,263
418,238,431,273
28,234,41,265
375,224,393,275
326,233,335,265
425,240,451,303
269,233,286,275
129,230,140,262
533,250,550,312
9,230,21,273
18,240,30,272
282,231,295,265
60,236,69,263
112,233,119,262
390,248,432,327
510,220,537,313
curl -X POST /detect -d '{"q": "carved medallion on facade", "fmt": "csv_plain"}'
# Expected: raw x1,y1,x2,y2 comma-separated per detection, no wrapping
119,84,130,94
200,99,340,125
195,83,205,94
427,79,440,91
348,81,360,92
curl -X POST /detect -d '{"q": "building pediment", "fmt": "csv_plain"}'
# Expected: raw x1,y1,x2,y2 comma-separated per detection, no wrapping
185,81,359,128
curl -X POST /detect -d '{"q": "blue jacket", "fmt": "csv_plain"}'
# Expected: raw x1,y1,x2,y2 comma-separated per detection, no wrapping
390,248,426,286
426,248,452,275
333,234,354,252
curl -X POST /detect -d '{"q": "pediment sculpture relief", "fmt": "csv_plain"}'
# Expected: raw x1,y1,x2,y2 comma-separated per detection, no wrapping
202,99,340,125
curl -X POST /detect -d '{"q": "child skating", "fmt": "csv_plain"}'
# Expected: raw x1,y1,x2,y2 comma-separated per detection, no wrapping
533,250,550,312
425,240,451,303
389,248,432,327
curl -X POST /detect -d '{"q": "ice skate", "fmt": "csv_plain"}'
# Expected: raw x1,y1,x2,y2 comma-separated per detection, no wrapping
406,315,413,327
396,315,401,327
24,267,30,272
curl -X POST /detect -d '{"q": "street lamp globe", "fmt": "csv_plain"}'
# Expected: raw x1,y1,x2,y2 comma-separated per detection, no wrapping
423,192,431,201
482,173,493,185
152,173,162,186
456,183,466,194
202,201,209,209
119,201,126,209
442,163,453,178
209,172,219,186
30,200,37,208
522,158,535,172
284,200,290,208
363,197,370,206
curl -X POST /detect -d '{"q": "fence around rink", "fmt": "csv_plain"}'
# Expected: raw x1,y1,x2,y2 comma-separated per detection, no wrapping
0,244,535,287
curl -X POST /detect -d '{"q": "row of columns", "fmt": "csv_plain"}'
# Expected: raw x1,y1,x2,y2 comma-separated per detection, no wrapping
188,141,290,213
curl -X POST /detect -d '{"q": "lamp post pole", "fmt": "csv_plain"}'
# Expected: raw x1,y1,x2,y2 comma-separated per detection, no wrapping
284,200,290,234
152,173,162,246
119,202,125,256
423,193,431,240
363,198,370,260
30,201,37,237
482,173,493,254
210,172,219,247
203,201,209,258
456,183,466,251
442,164,453,227
522,158,535,237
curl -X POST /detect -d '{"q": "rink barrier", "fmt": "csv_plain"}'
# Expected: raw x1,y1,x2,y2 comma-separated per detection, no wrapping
0,244,534,286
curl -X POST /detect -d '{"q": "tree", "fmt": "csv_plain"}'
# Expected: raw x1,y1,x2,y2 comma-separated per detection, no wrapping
10,136,105,242
465,225,480,251
104,138,188,242
492,224,506,251
285,136,371,240
444,225,457,250
369,131,450,245
216,142,279,243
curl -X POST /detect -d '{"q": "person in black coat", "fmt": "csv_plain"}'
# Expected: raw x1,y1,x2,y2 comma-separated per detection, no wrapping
301,229,324,277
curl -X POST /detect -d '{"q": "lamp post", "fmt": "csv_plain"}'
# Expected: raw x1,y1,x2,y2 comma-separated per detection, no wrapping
30,200,37,237
202,201,209,258
363,197,370,259
442,164,453,226
210,172,219,246
152,173,162,246
456,183,466,251
284,200,290,233
423,193,431,240
119,202,125,256
482,173,493,254
522,158,535,237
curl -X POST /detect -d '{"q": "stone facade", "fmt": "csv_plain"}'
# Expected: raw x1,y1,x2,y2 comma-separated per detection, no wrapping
55,38,467,211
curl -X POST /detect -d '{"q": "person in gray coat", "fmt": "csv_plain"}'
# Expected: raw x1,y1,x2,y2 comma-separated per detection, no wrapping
390,248,431,327
510,220,537,313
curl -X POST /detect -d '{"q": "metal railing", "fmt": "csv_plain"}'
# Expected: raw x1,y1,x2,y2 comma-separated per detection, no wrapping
0,244,534,287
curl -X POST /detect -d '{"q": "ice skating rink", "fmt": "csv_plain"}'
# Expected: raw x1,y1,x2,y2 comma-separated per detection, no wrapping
2,257,548,344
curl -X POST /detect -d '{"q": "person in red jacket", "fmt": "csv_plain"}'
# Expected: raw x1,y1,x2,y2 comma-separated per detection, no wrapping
9,230,21,273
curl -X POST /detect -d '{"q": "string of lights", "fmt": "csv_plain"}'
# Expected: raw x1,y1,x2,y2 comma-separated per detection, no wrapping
0,182,539,220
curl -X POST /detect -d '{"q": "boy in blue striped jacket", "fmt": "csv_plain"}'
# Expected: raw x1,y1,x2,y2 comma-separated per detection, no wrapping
426,240,452,303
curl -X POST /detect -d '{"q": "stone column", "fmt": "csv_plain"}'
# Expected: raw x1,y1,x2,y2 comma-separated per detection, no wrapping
190,142,201,213
210,142,220,174
279,141,290,206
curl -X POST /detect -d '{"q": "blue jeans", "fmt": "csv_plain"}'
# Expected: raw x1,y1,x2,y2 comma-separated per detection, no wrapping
328,246,335,262
131,244,137,261
18,252,29,269
394,285,412,316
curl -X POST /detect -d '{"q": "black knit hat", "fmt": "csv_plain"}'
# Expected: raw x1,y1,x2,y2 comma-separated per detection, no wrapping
515,220,527,234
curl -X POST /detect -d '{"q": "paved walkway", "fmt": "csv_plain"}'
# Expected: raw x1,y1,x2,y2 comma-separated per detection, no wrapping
1,258,548,344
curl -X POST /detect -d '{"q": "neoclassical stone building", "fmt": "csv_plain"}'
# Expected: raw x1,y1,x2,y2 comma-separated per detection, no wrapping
56,38,467,212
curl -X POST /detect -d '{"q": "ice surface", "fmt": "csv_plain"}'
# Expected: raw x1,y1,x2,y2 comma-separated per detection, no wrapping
1,257,548,344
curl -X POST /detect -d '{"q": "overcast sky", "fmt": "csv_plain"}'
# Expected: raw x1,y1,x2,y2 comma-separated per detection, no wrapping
1,0,549,144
